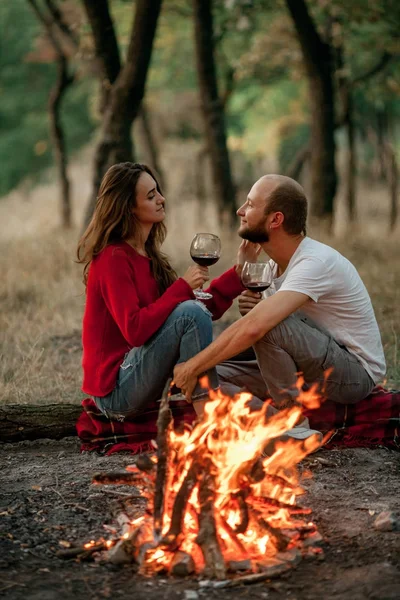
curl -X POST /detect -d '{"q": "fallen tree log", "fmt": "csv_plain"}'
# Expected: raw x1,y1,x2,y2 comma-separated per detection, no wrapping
0,404,82,442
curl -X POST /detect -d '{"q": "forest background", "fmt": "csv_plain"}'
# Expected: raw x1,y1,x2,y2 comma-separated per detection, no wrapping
0,0,399,406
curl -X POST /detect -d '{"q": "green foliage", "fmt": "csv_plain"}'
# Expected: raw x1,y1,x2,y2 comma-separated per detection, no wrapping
0,0,96,197
1,0,399,197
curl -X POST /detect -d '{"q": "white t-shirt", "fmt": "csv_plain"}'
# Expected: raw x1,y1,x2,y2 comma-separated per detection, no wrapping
266,237,386,384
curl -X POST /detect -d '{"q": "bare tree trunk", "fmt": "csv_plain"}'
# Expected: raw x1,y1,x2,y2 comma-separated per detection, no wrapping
285,145,310,182
195,146,209,202
377,111,388,181
83,0,163,227
387,142,398,232
193,0,236,225
345,93,356,222
27,0,73,228
285,0,337,227
136,103,166,190
49,58,73,228
80,0,121,112
195,68,235,204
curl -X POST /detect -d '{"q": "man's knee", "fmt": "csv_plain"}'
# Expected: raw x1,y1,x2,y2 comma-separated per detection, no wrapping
258,314,297,347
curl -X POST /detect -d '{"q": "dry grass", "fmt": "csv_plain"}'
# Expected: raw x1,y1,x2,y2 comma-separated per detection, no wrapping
0,143,399,405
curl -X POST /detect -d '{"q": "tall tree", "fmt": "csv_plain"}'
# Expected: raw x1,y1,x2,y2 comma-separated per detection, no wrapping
80,0,121,112
192,0,236,225
336,38,393,222
285,0,337,225
27,0,74,228
82,0,163,226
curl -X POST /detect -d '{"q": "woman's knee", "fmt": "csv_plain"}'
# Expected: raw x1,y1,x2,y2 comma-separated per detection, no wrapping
172,300,212,325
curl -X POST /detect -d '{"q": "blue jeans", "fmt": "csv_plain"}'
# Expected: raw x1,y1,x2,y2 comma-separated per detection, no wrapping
94,300,218,420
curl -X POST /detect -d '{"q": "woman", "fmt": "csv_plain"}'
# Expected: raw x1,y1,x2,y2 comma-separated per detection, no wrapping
77,162,257,420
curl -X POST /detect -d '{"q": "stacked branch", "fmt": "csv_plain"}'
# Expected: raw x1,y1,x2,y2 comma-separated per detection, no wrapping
80,394,323,580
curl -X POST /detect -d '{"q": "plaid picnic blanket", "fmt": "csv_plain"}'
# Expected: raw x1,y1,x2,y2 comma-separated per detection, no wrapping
76,387,400,455
304,386,400,450
77,397,196,455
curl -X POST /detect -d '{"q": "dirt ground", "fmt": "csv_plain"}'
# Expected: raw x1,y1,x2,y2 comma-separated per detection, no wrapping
1,440,399,600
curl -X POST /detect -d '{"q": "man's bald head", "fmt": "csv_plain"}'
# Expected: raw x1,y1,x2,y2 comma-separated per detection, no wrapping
255,174,308,236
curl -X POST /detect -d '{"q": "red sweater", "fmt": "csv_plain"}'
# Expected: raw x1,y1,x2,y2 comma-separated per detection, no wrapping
82,242,244,397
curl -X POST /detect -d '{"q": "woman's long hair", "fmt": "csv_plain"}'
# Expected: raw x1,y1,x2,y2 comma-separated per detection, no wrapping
77,162,177,294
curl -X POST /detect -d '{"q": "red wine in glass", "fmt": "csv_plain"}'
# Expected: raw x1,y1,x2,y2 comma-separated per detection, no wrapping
191,254,220,267
245,282,271,293
190,233,221,300
241,262,273,295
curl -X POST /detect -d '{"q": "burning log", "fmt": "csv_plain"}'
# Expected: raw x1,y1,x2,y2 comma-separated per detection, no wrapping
231,491,249,534
246,495,312,515
92,472,142,486
76,387,325,579
135,454,156,473
249,459,297,490
108,528,142,565
169,551,195,576
161,459,200,547
255,511,290,552
153,378,173,537
196,461,226,580
56,541,106,560
217,516,248,558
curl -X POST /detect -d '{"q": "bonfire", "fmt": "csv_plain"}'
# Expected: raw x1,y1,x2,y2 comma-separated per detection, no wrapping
85,379,325,586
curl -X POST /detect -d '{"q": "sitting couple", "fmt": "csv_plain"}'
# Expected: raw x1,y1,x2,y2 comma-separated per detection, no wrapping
77,162,386,440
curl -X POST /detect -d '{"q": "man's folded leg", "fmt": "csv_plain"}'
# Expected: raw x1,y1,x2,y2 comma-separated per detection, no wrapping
217,358,322,443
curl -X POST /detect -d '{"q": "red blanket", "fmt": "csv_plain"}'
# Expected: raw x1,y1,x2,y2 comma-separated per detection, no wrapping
76,387,400,455
304,386,400,449
77,397,196,455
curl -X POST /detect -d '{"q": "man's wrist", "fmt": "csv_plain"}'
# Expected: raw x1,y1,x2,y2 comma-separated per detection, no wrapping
185,357,198,378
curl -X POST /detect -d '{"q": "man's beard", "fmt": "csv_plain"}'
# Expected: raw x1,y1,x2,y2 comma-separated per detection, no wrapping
239,220,270,243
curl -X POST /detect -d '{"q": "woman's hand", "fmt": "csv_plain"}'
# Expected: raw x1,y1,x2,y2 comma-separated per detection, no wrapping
237,240,261,267
238,289,262,316
182,265,209,290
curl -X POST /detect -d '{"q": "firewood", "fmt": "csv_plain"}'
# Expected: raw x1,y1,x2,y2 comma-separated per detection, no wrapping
246,495,312,515
169,551,195,576
153,378,173,538
227,559,252,572
217,516,248,557
56,541,105,560
92,472,142,486
249,461,296,490
196,462,226,580
161,459,200,547
199,561,291,588
255,511,290,552
108,528,142,565
231,491,249,534
135,454,156,473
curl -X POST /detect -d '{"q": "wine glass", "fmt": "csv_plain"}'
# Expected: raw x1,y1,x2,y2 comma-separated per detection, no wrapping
190,233,221,300
241,261,273,294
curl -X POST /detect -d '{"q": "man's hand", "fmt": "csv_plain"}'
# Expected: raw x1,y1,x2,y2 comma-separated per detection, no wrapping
173,362,197,402
238,289,263,316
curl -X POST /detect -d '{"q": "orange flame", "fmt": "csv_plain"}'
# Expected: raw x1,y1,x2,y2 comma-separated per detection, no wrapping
118,384,324,574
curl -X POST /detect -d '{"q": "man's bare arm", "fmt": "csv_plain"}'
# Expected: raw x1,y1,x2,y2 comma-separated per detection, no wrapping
174,290,310,397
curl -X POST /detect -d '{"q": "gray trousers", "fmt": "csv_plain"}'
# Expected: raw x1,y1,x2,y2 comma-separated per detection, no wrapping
217,313,374,407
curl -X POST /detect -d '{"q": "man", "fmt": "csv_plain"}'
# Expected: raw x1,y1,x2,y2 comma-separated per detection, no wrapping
174,174,386,415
